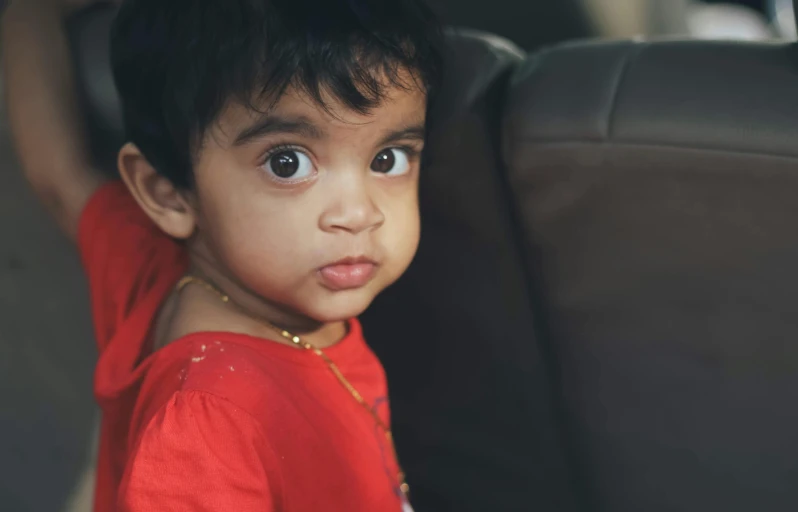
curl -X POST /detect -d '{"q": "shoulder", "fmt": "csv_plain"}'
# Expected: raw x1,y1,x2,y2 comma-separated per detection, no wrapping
128,338,293,478
135,334,296,430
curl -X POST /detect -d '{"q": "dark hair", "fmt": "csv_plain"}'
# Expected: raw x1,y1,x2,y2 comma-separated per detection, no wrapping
110,0,444,188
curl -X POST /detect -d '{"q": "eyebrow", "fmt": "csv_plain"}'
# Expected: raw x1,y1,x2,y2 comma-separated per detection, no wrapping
233,115,326,146
233,115,426,147
378,124,426,147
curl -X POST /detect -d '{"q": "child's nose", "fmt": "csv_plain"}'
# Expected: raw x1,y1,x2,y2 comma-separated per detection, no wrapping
319,181,385,235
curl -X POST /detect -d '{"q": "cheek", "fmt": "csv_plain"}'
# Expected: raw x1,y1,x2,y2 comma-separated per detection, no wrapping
200,189,316,286
381,190,421,274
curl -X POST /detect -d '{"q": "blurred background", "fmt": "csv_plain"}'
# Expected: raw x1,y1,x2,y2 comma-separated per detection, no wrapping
1,0,796,511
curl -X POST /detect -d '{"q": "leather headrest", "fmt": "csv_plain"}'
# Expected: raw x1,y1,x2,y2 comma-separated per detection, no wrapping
505,39,798,157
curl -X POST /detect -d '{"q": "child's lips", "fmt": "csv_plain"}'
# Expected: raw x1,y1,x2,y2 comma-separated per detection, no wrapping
318,257,377,291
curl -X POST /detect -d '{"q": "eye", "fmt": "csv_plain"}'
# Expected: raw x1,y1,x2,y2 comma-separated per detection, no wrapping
264,149,314,180
370,148,411,176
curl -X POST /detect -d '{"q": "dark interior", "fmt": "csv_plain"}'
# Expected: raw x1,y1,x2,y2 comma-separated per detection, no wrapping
68,2,798,511
4,1,798,511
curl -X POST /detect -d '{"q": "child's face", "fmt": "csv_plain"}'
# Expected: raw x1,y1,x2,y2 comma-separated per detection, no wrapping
189,82,427,323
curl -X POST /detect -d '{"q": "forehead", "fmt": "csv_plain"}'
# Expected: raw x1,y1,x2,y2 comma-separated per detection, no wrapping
210,82,428,147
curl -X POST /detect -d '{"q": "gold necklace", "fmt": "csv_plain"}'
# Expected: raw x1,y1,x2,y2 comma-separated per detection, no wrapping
175,275,410,497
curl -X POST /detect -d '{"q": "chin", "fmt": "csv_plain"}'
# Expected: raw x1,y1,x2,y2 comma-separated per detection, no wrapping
304,288,380,323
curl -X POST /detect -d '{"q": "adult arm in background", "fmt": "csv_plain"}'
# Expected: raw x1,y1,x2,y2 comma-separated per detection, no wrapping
2,0,111,240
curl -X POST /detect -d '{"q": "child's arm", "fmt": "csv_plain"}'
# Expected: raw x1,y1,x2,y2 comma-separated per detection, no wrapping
2,0,109,241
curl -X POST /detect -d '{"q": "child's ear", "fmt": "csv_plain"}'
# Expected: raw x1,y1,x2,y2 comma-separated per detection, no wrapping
117,142,196,240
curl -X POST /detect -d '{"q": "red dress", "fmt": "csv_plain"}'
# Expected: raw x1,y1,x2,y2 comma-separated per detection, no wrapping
79,182,407,511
